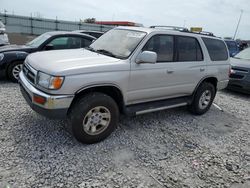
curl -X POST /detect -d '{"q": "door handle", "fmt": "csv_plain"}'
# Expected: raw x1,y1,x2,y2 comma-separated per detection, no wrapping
200,68,205,72
166,70,174,74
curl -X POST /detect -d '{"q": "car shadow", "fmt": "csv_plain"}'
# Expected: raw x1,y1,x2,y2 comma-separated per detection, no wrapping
221,89,250,99
0,74,8,82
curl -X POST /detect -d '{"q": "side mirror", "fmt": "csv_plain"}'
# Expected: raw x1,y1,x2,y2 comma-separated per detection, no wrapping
136,51,157,64
44,44,54,51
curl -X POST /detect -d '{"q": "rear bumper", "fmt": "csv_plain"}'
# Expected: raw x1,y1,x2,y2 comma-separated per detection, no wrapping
19,71,74,119
217,80,229,90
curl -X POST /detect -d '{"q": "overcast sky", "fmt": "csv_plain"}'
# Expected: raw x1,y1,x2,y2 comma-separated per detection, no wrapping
1,0,250,39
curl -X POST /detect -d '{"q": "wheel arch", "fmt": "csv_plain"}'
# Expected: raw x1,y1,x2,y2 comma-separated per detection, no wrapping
68,84,125,115
191,76,218,103
6,59,25,78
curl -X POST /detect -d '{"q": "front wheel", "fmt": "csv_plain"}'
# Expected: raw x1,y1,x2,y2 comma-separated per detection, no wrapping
7,61,23,82
189,82,216,115
70,92,119,144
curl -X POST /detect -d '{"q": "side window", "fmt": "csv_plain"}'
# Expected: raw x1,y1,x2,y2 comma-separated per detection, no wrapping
142,35,174,62
177,36,203,61
48,37,82,50
49,37,68,49
81,38,92,47
202,37,228,61
67,37,81,49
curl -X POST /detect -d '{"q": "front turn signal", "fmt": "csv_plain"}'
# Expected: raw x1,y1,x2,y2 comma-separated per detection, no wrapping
50,76,64,90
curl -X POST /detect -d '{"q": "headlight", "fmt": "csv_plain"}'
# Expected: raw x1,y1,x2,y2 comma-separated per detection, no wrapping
0,53,4,61
37,71,64,90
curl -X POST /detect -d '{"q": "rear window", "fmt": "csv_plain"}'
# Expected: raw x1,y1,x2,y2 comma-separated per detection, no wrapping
202,37,228,61
177,36,203,61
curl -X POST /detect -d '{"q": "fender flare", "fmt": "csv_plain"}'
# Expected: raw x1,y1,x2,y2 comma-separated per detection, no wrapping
190,76,218,104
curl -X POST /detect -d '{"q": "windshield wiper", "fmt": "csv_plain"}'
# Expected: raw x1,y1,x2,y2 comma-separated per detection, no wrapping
233,57,241,59
84,46,96,52
96,49,119,58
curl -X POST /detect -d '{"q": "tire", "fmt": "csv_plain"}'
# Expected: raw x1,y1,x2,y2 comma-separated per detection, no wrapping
70,92,119,144
7,61,23,82
189,82,216,115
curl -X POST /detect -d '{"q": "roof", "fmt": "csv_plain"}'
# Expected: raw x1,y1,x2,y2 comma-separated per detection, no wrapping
224,39,237,42
95,21,137,26
115,26,221,40
115,26,156,33
44,31,96,39
73,30,104,34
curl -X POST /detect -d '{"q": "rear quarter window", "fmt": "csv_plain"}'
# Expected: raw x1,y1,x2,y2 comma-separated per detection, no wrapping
202,37,228,61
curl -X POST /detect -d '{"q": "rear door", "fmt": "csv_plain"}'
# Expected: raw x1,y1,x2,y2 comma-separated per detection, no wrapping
165,36,206,95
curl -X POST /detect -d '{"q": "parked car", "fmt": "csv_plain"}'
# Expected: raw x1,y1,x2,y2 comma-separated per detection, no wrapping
225,39,239,57
0,21,9,46
73,30,104,38
0,31,96,82
19,26,230,144
228,47,250,94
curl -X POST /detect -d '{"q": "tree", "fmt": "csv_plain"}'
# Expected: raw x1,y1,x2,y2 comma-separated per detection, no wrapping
84,18,96,23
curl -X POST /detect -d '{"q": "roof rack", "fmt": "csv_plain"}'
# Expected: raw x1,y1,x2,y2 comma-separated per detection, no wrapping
149,25,217,37
150,25,189,32
193,31,214,36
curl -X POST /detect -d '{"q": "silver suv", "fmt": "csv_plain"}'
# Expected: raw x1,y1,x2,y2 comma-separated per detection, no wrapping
19,26,230,144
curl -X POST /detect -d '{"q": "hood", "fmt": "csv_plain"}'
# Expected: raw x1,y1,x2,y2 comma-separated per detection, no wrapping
0,44,33,53
230,57,250,69
26,49,123,75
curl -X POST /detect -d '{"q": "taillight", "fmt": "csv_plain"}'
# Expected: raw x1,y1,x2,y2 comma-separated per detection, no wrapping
229,66,232,76
229,67,236,76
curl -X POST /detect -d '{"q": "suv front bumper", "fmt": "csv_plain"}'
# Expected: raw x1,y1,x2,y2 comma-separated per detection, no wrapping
19,71,74,119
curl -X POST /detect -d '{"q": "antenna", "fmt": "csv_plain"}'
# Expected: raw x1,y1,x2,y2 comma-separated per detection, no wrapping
233,10,243,40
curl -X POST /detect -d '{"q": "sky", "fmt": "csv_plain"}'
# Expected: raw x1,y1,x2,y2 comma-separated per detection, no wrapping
1,0,250,39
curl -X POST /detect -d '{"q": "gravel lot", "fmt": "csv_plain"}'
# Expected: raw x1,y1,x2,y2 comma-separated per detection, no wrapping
0,77,250,188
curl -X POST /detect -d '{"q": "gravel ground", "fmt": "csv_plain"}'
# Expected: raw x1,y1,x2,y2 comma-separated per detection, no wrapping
0,77,250,188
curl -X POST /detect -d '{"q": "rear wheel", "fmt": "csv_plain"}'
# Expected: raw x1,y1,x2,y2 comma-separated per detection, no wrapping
7,61,23,82
70,92,119,144
189,82,216,115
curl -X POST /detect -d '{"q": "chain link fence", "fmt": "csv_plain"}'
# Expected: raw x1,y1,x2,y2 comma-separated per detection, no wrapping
0,13,114,35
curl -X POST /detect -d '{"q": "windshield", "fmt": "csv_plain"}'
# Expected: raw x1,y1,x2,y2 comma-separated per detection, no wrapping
26,33,51,47
225,41,238,51
89,29,146,59
234,47,250,60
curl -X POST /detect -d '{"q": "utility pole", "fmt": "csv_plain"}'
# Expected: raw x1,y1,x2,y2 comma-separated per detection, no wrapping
4,9,7,24
233,10,243,40
183,20,186,28
30,13,33,35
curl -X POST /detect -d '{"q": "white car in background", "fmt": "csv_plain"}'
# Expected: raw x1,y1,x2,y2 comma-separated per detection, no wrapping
0,21,9,46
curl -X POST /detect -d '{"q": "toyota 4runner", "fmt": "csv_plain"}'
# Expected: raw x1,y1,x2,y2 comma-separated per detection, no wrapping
19,26,230,144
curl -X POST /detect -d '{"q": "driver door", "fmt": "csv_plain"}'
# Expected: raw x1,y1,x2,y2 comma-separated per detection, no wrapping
127,34,176,104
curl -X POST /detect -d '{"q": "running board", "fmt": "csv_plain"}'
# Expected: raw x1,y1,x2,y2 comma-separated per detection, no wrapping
124,96,191,116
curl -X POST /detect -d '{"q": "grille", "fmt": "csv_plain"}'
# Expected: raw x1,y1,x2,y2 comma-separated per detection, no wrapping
23,64,36,84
